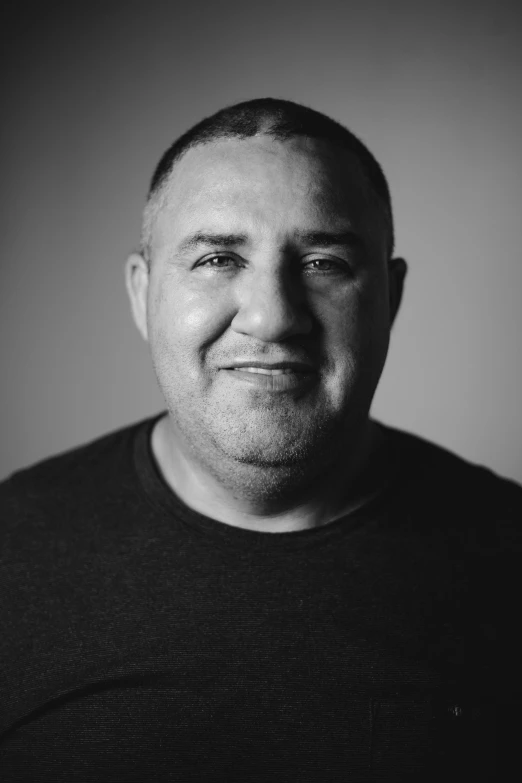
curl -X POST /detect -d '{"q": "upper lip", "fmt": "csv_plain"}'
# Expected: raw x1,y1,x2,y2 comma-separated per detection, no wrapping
223,360,316,373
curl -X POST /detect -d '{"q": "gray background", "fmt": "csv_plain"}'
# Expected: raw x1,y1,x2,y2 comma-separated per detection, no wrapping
2,0,521,482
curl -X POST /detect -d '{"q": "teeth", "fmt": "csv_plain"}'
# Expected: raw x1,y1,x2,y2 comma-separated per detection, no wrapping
234,367,288,375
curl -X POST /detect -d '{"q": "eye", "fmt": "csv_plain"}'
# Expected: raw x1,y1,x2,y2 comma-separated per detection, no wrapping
199,254,238,269
302,257,345,274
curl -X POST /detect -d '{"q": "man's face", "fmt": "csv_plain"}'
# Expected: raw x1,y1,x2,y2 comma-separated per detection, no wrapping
132,136,395,477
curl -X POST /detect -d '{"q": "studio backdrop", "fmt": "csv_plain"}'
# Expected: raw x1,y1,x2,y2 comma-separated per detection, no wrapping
1,0,521,482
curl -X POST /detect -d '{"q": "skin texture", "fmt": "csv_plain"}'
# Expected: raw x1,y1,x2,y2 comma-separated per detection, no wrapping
126,135,406,531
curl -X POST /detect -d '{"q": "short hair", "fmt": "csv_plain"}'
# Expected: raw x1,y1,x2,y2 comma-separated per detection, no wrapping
141,97,394,260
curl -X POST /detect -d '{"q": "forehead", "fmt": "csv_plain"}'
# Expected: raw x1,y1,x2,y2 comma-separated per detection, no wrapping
150,136,375,249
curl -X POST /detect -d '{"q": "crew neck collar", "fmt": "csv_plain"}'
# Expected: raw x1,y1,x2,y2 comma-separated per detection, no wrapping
133,412,401,551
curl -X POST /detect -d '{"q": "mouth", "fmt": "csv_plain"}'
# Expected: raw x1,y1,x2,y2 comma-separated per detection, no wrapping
231,367,302,375
224,361,315,373
220,361,317,392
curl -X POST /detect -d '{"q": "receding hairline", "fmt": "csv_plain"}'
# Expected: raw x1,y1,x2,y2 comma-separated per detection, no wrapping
140,98,395,261
141,133,388,260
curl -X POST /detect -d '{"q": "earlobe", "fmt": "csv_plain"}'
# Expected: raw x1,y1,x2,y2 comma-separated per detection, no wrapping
388,257,407,327
125,252,150,342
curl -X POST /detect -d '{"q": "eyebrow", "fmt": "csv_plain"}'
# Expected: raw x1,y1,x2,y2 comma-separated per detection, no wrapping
177,232,249,254
176,229,361,256
293,230,361,248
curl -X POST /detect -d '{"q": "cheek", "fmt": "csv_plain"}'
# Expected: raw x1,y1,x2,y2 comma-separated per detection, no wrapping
353,285,392,380
317,291,366,350
148,282,234,364
320,284,390,366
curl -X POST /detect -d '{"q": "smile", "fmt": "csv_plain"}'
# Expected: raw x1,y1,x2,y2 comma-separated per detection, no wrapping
221,365,317,393
232,367,294,375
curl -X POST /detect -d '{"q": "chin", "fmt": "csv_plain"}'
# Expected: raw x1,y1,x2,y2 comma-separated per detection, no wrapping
210,421,342,469
226,444,313,469
207,446,319,504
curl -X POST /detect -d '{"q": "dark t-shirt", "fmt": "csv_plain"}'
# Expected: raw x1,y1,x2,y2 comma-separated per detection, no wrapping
0,415,520,781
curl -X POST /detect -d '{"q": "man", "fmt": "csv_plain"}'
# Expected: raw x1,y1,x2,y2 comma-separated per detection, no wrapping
0,98,520,781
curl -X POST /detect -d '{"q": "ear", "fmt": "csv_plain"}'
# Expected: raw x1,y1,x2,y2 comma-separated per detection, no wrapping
388,257,407,327
125,252,150,342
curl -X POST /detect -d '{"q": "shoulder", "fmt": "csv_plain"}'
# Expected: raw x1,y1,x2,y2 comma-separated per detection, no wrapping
0,414,160,534
383,422,521,493
381,422,522,526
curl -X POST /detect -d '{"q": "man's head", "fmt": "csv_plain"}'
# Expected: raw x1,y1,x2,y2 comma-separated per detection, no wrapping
126,98,406,499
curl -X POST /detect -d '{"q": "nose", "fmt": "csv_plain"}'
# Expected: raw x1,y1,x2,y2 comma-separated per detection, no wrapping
230,267,313,342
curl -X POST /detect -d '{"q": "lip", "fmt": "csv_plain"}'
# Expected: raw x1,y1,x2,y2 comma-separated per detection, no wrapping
220,361,318,393
223,361,316,373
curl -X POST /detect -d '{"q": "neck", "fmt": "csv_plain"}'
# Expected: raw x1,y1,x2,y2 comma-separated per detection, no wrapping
151,413,387,532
